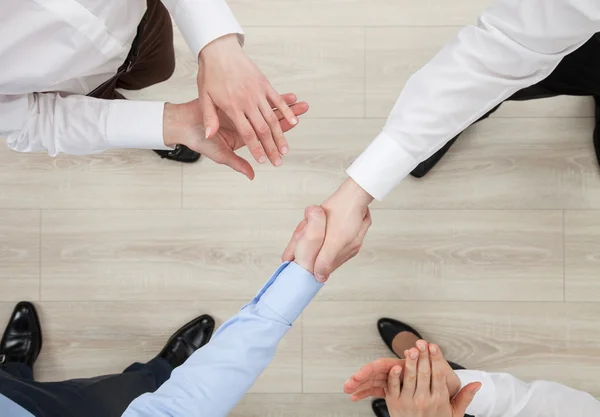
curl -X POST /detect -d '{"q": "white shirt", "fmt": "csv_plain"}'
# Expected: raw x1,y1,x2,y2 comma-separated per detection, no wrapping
457,370,600,416
0,0,243,155
348,0,600,200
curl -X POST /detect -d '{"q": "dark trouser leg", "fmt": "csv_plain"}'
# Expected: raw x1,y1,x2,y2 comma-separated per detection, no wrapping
0,358,172,417
88,0,175,100
1,362,33,380
410,33,600,178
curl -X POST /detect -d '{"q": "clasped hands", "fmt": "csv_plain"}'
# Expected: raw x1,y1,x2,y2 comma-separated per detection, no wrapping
344,340,481,417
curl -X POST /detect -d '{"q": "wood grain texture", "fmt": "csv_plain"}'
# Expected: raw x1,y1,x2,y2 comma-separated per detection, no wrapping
228,0,493,27
0,211,39,301
40,210,301,301
27,301,301,392
0,145,182,209
320,210,563,302
565,211,600,302
366,27,594,118
302,301,600,397
231,394,370,417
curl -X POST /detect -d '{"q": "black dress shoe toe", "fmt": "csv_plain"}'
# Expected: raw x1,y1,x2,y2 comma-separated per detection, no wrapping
159,315,215,369
372,398,390,417
377,318,423,357
0,301,42,368
154,145,200,163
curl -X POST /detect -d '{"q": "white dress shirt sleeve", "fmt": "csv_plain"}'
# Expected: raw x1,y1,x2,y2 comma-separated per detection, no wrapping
161,0,244,58
348,0,600,200
0,93,168,156
456,370,600,416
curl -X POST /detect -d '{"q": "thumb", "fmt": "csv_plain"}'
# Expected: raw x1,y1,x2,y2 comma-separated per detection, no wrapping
294,206,326,274
221,152,255,180
451,382,481,416
203,93,220,139
313,233,346,283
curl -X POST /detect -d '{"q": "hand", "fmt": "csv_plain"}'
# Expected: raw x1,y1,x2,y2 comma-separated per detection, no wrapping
344,343,462,401
198,34,299,166
292,206,327,274
163,93,308,179
282,178,374,282
385,341,480,417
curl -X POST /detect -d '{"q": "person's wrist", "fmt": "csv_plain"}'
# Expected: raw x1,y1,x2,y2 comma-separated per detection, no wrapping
339,177,374,208
198,33,241,62
162,102,196,148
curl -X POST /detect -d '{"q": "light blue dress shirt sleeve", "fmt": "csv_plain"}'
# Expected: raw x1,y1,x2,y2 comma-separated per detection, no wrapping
0,394,34,417
122,262,323,417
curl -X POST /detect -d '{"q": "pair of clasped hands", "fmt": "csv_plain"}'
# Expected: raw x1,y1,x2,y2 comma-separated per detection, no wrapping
293,208,480,416
163,33,374,282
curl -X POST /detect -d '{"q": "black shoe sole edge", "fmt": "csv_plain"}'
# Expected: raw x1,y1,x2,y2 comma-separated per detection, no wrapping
371,398,388,417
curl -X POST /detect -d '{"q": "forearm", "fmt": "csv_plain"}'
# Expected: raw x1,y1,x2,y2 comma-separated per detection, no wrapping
348,0,600,200
122,263,322,417
122,308,289,417
457,370,600,416
161,0,244,58
1,93,168,156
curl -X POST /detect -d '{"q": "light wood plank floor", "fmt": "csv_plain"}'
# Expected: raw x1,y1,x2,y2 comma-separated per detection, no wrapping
2,1,600,415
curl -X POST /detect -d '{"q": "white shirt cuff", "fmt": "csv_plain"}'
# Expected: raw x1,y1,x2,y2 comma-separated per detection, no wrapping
105,100,169,150
456,370,497,417
346,131,418,201
172,0,245,58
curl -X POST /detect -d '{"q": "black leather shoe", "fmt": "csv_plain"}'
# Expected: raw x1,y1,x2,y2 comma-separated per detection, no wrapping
154,145,200,163
158,315,215,369
593,96,600,169
0,302,42,368
377,318,464,370
371,398,390,417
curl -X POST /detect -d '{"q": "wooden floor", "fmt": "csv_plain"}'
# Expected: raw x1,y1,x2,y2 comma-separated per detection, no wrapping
2,1,600,414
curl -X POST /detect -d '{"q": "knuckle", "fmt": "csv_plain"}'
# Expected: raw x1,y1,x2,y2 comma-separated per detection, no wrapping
242,129,256,141
257,125,271,138
250,146,264,156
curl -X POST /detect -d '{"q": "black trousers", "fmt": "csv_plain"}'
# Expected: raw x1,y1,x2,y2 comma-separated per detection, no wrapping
413,33,600,177
0,359,172,417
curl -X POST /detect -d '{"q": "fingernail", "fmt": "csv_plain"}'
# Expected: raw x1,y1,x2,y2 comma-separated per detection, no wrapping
429,344,437,354
417,341,426,352
274,158,282,167
315,273,325,281
410,351,418,360
205,128,212,139
394,369,401,376
291,117,298,125
281,146,289,155
474,385,482,394
259,156,266,164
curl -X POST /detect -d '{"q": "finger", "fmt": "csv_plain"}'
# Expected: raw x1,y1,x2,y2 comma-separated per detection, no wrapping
429,344,447,396
350,387,386,402
217,151,255,180
278,102,310,132
313,230,348,282
401,348,419,400
415,340,432,397
281,219,307,262
247,109,281,166
345,375,388,394
451,382,482,415
268,87,298,128
294,206,326,274
344,359,404,392
348,208,373,257
202,94,220,138
387,365,403,400
271,92,297,107
233,115,266,164
260,99,288,156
